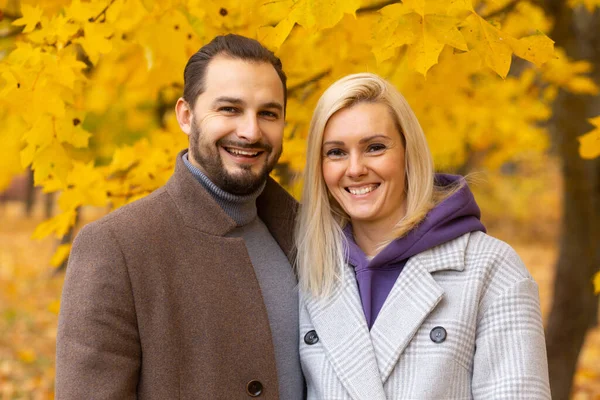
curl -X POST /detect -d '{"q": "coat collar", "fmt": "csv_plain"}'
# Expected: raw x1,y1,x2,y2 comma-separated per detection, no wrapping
165,150,298,258
303,233,470,393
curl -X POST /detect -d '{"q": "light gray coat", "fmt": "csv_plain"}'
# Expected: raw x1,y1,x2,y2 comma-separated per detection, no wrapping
300,231,550,399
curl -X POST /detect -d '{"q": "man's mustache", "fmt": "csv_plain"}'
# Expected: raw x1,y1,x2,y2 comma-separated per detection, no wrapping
218,139,273,153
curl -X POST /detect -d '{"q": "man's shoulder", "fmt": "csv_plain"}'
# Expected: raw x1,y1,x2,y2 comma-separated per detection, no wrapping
81,185,176,240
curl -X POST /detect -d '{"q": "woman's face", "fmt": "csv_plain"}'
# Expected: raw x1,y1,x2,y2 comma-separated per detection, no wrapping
321,102,407,229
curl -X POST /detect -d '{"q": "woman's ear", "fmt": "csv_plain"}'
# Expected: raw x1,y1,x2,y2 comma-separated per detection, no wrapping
175,98,193,136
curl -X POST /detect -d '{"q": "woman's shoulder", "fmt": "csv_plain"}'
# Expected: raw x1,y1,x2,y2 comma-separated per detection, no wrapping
463,231,532,280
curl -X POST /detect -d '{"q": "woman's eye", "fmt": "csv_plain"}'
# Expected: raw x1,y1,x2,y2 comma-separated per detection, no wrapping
325,148,345,158
367,143,386,152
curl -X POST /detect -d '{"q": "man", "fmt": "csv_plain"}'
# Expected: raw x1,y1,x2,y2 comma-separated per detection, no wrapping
56,34,303,399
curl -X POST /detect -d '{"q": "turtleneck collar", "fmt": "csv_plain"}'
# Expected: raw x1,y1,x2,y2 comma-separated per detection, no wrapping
182,151,265,226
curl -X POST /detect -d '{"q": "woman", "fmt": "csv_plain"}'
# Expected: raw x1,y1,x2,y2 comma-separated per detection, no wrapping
295,73,550,399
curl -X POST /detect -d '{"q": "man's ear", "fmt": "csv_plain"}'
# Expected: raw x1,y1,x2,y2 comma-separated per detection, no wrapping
175,97,193,135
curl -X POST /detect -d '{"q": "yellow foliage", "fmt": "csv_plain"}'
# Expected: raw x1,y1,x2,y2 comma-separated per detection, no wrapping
568,0,600,12
578,116,600,160
0,0,582,243
50,244,71,268
17,348,36,364
542,48,599,95
594,271,600,295
11,4,43,33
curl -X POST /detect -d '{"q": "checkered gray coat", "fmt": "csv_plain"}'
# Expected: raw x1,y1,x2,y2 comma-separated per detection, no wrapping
299,232,550,399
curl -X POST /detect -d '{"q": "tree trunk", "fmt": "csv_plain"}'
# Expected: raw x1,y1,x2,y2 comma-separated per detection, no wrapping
542,3,600,399
25,167,35,217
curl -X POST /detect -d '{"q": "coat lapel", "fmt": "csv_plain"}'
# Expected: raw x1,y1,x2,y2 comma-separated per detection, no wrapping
369,233,469,383
303,267,387,400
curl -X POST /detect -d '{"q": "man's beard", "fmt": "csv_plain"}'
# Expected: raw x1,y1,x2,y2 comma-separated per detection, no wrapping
188,120,282,195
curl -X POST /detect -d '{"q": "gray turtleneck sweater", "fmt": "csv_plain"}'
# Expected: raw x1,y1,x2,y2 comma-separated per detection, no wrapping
183,153,304,399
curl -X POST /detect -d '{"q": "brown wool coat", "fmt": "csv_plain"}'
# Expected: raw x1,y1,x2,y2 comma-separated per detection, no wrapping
55,152,298,399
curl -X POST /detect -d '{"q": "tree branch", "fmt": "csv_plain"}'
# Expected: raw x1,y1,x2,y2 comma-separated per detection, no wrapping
356,0,399,14
288,69,332,95
0,27,22,39
90,0,116,23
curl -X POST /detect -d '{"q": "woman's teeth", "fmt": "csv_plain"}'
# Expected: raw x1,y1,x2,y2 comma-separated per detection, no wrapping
347,184,378,195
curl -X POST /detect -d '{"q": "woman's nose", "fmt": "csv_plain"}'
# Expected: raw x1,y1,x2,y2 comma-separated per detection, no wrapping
346,154,367,178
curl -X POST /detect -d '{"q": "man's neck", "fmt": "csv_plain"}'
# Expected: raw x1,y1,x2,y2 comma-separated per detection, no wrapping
182,151,265,226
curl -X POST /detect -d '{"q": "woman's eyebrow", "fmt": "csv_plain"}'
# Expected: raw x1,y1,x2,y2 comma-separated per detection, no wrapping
359,134,389,143
322,140,345,146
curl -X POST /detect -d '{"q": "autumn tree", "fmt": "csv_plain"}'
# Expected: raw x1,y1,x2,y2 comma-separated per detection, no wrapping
0,0,599,395
539,1,600,398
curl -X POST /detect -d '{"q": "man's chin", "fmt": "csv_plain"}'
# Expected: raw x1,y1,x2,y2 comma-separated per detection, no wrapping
219,169,269,195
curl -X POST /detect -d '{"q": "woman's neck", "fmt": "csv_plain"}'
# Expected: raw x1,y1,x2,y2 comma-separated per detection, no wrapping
350,218,397,257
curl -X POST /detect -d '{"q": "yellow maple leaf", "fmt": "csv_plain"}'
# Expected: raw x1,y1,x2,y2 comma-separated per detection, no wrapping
372,4,420,64
64,0,106,23
48,299,62,314
578,116,600,159
374,2,468,74
508,31,555,67
258,17,295,51
31,140,71,186
32,209,77,239
50,244,72,268
268,0,361,32
12,4,44,33
28,14,80,49
542,48,599,95
55,114,92,148
462,14,554,77
461,13,513,78
75,22,114,65
22,115,55,149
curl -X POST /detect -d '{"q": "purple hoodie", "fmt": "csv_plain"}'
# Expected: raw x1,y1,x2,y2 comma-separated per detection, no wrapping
344,174,486,330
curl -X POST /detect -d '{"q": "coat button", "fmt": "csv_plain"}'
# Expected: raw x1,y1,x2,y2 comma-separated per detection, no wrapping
246,380,263,397
430,326,447,343
304,330,319,345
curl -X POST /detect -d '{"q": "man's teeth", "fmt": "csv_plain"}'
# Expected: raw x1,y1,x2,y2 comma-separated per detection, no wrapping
348,185,378,195
227,148,259,156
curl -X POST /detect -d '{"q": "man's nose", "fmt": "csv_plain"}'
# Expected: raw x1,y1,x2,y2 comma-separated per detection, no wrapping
236,113,262,143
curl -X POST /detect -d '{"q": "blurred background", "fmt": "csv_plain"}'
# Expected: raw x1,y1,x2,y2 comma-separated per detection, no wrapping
0,0,599,398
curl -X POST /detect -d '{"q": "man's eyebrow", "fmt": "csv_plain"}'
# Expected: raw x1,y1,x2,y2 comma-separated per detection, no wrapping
213,97,245,107
261,102,284,112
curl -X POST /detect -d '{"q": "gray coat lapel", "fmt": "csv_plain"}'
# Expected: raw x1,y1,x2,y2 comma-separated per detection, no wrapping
303,267,387,400
370,233,469,383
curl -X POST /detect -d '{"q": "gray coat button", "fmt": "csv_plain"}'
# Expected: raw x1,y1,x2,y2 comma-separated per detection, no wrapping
304,330,319,345
430,326,447,343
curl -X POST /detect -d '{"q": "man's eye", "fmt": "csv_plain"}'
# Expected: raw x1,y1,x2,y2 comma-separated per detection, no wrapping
325,148,345,158
219,107,239,113
367,143,386,152
260,111,279,119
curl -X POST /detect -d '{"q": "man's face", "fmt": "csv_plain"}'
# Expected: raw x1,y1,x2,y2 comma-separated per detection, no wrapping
183,56,285,195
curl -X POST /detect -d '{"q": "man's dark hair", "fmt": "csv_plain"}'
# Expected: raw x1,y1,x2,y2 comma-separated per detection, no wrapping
183,34,287,113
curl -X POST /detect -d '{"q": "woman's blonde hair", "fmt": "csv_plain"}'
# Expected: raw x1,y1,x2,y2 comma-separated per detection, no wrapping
295,73,452,297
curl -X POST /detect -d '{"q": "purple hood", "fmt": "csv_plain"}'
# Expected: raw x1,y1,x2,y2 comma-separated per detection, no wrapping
344,174,486,329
